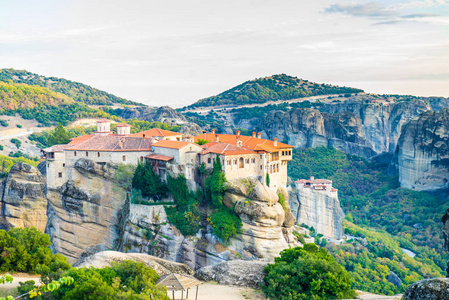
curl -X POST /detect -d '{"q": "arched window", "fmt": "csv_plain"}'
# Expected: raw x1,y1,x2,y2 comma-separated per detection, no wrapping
239,157,244,168
97,152,100,157
251,158,255,164
122,155,126,161
245,158,249,164
86,151,88,157
233,159,237,165
74,151,77,157
227,159,231,165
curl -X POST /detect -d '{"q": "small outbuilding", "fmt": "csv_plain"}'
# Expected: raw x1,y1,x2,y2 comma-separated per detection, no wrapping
157,273,202,300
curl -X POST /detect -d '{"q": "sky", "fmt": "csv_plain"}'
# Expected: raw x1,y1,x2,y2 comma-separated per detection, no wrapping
1,0,448,107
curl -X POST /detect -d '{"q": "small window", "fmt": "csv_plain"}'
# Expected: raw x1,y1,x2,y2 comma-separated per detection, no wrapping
122,155,126,161
208,158,211,164
63,163,65,167
260,155,263,159
233,159,237,165
252,158,255,163
98,152,100,157
260,165,262,170
86,151,88,157
74,151,77,157
58,172,62,178
282,151,285,155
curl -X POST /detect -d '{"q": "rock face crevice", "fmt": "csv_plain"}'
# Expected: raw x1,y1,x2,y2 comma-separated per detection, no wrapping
0,162,47,231
122,177,300,270
46,159,128,263
390,109,449,191
288,182,344,239
248,100,431,158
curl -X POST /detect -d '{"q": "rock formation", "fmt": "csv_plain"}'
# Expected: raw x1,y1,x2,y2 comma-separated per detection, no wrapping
123,177,300,270
46,159,128,263
195,260,267,288
74,250,194,276
403,278,449,300
288,180,344,239
390,109,449,191
113,105,202,135
235,99,431,158
0,162,47,231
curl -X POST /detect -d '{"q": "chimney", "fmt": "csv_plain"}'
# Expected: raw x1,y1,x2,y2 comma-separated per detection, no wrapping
143,133,145,139
252,132,256,138
211,129,215,134
257,132,261,139
273,138,278,147
236,130,240,136
215,134,220,142
310,176,314,181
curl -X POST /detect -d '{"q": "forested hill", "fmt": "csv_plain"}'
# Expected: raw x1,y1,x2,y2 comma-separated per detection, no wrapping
185,74,363,109
0,68,142,106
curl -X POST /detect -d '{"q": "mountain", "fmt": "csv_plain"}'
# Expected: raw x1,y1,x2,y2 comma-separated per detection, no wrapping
186,74,363,108
0,68,141,106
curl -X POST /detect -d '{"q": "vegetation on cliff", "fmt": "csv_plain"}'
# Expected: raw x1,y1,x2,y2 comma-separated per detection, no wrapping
0,68,140,106
0,155,40,178
186,74,362,108
288,146,448,294
264,243,357,300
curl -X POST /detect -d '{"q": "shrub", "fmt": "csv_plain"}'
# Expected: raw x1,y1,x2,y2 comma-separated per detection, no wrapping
211,207,242,243
264,244,357,300
10,138,21,149
0,120,8,127
133,162,168,199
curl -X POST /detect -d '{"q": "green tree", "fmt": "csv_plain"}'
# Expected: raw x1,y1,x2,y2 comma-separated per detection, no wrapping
264,244,357,300
47,124,70,146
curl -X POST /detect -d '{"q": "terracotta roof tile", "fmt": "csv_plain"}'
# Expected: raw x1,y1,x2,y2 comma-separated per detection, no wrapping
200,142,255,155
152,140,192,149
129,128,181,138
145,154,174,161
194,133,294,153
67,135,151,151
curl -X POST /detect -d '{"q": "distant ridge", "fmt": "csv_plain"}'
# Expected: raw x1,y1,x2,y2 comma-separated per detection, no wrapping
186,74,363,109
0,68,142,106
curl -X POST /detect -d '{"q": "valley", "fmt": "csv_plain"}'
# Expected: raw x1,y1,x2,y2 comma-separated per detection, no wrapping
1,69,449,299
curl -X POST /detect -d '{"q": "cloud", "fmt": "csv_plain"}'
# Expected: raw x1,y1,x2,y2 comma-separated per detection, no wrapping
324,2,397,18
402,13,440,18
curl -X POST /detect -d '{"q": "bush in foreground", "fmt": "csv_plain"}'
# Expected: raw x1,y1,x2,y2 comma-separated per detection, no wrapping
263,244,357,300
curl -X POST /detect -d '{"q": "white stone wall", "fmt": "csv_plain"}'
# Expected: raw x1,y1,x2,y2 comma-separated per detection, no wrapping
65,150,151,167
46,151,66,188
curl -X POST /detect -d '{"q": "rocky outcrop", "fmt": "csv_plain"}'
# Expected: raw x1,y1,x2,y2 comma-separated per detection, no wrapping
46,159,128,263
74,250,194,276
236,99,431,158
288,182,344,239
0,162,47,231
195,260,267,288
123,177,300,270
261,108,376,158
403,278,449,300
442,209,449,276
390,109,449,191
114,106,187,123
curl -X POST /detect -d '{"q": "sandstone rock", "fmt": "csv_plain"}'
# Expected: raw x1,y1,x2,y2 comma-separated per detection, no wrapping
390,109,449,191
74,250,194,276
289,182,344,239
403,278,449,300
46,159,128,263
195,260,267,288
0,162,47,231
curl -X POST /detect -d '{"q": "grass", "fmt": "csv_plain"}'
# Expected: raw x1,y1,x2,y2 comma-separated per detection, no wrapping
0,287,18,298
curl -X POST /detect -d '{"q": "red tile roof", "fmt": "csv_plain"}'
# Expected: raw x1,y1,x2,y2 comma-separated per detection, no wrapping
96,119,111,123
145,154,174,161
68,135,94,145
152,140,192,150
43,144,72,152
116,123,131,127
129,128,181,138
194,132,293,153
200,142,255,156
67,135,152,151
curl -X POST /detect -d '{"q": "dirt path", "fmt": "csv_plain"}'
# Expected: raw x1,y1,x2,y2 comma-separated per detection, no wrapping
0,273,41,288
169,282,266,300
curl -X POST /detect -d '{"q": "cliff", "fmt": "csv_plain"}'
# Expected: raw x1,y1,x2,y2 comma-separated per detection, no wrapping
390,109,449,191
46,158,128,263
288,181,344,239
113,105,202,135
258,99,430,158
0,162,47,231
122,177,300,270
